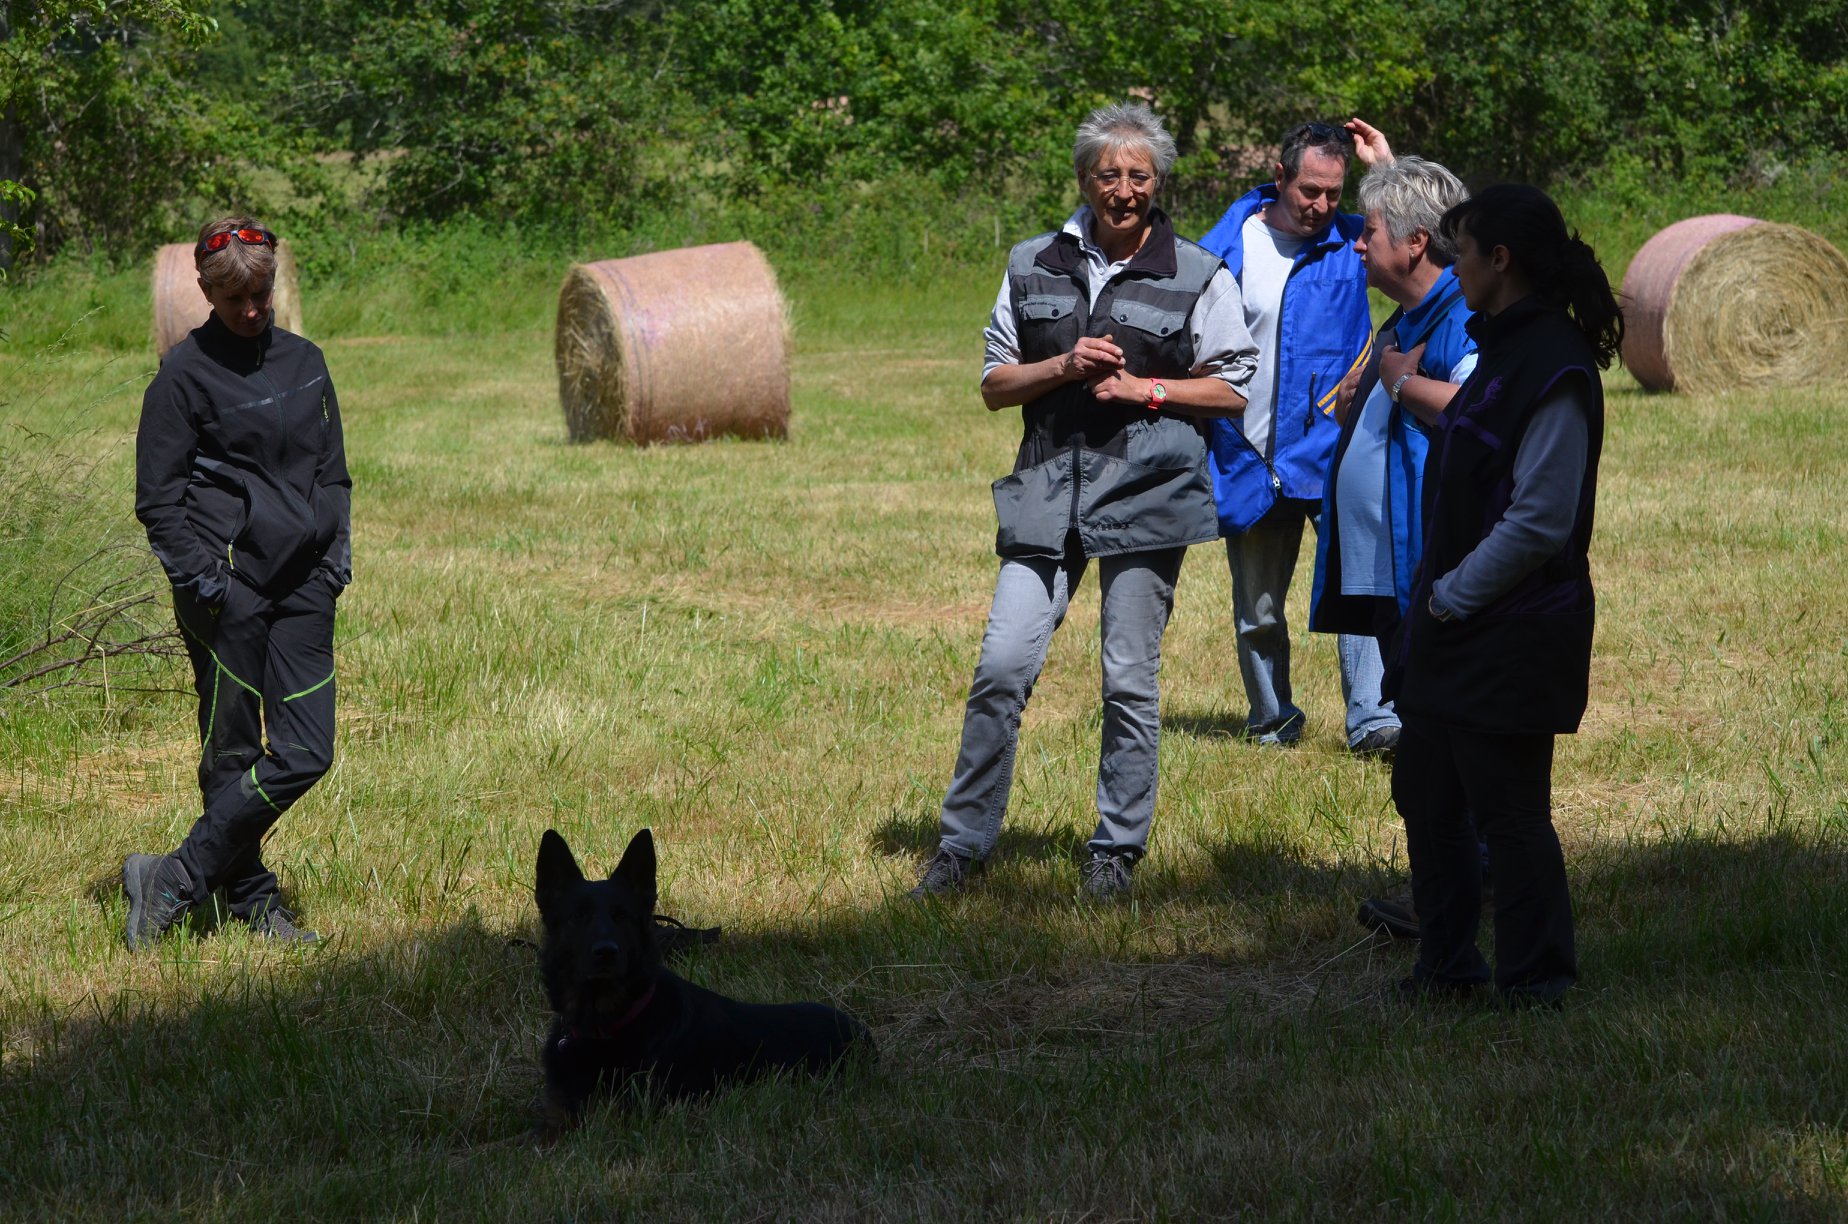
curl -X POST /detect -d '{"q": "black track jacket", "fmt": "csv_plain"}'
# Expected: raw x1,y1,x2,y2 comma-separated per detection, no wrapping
136,314,352,607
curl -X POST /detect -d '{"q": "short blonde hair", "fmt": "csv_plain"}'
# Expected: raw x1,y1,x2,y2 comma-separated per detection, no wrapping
194,215,277,291
1356,157,1469,266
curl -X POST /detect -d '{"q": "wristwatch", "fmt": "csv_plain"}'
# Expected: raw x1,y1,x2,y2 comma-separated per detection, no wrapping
1427,594,1456,622
1146,379,1168,412
1389,372,1414,404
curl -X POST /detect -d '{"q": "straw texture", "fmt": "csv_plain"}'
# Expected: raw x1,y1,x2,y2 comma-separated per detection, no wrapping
151,241,303,358
1620,215,1848,393
554,242,790,444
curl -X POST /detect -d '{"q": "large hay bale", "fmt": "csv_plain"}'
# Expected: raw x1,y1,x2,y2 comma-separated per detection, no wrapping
151,241,303,359
1620,215,1848,393
555,242,790,444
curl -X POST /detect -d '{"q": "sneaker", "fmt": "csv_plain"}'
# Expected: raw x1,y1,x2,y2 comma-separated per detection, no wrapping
1248,714,1305,749
1351,725,1401,759
909,848,978,900
1356,888,1420,939
654,914,721,960
1079,849,1135,903
245,904,320,945
122,853,196,951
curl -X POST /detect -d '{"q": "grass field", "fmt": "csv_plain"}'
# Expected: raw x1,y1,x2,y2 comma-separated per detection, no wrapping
1,228,1845,1220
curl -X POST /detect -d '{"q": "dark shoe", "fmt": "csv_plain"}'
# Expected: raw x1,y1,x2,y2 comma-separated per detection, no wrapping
1357,889,1419,940
1079,849,1135,903
654,914,721,960
910,848,978,900
122,853,196,951
1351,725,1401,760
245,904,320,946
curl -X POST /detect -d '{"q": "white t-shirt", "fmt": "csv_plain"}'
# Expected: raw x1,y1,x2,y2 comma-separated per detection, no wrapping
1236,211,1305,460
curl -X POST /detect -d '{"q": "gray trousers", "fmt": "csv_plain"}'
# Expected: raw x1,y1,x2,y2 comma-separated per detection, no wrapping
937,545,1184,861
1225,496,1396,746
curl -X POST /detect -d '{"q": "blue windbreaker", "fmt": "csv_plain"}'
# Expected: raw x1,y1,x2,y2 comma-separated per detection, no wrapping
1197,185,1372,533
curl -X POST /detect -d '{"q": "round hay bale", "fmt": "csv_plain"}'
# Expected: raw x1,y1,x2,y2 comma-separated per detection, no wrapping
151,240,303,359
555,242,790,445
1620,215,1848,393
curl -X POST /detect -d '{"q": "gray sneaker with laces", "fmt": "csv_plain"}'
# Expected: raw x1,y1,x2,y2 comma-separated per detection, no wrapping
245,903,321,945
122,853,196,951
910,847,977,899
1079,849,1135,903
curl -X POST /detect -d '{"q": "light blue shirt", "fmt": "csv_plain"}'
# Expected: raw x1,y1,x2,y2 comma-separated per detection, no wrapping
1336,268,1477,595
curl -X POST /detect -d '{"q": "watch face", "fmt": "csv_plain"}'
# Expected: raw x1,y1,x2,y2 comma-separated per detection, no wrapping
1152,381,1168,402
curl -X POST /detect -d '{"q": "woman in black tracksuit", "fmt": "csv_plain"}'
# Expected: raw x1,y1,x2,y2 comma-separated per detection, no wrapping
123,216,351,949
1385,185,1623,1005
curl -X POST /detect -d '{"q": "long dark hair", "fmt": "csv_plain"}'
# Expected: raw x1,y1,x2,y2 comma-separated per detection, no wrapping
1440,184,1624,369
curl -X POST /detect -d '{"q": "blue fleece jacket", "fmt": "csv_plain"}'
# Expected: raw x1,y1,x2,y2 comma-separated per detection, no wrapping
1197,184,1372,533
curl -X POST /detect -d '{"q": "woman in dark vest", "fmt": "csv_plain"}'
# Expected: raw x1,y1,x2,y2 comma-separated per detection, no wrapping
1386,185,1622,1005
910,103,1257,903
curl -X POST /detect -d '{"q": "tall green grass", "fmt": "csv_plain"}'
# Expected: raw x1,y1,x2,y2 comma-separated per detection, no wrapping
1,186,1845,1218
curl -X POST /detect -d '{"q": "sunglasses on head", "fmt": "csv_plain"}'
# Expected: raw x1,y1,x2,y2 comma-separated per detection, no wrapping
196,227,276,256
1302,122,1355,146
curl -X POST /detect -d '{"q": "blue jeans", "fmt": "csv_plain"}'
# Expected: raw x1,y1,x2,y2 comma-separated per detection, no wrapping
938,547,1184,861
1224,497,1396,746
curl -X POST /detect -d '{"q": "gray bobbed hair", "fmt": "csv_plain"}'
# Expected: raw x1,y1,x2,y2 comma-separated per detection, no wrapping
1073,103,1178,183
1356,156,1470,266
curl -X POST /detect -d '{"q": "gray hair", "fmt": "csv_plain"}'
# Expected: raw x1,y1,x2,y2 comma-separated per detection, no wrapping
1356,156,1470,266
1073,102,1178,183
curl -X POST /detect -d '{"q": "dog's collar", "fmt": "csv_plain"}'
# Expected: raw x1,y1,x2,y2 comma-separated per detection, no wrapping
562,982,658,1047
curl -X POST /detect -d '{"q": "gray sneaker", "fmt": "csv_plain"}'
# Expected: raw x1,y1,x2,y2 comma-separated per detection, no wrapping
909,848,978,900
1079,849,1135,903
122,853,196,951
245,903,320,946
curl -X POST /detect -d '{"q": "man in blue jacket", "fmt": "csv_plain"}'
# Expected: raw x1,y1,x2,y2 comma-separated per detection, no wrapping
1197,121,1388,751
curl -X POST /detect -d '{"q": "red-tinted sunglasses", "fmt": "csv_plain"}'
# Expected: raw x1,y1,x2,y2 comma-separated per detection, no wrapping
195,226,276,255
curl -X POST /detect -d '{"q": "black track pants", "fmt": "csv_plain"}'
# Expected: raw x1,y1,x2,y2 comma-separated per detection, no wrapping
1392,717,1576,1000
170,574,338,917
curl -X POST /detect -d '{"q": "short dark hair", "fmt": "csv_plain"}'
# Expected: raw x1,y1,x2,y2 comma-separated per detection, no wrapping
1278,121,1355,181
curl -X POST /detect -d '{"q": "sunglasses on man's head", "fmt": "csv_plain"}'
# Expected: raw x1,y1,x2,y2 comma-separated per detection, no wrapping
196,227,276,256
1302,122,1356,146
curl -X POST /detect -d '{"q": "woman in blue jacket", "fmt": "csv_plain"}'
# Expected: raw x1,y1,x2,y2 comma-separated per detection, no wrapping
123,216,351,949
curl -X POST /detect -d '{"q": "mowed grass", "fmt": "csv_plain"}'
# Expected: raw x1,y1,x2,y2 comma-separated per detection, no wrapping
1,249,1845,1221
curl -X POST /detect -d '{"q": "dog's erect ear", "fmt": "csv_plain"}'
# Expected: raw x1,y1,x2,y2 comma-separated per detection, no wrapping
611,827,657,902
535,828,585,915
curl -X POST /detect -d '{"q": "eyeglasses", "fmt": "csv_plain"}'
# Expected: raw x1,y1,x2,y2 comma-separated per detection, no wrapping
195,227,277,256
1089,170,1155,190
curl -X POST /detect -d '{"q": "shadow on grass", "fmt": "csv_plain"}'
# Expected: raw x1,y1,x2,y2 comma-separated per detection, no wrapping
866,808,1076,864
9,827,1848,1217
1161,707,1252,740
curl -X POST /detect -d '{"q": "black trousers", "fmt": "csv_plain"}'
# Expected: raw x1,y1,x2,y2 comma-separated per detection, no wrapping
1392,716,1576,1000
170,574,338,918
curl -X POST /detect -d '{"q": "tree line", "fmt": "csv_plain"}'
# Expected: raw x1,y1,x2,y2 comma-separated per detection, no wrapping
3,0,1845,267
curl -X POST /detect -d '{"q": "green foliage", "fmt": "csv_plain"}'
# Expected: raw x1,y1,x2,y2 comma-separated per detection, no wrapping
255,0,670,225
6,0,1848,267
0,0,287,262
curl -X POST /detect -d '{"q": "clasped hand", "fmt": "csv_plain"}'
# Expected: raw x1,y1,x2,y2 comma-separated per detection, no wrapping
1065,334,1146,406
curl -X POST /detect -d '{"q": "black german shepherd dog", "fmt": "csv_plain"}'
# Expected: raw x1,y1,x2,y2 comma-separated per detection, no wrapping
536,827,872,1121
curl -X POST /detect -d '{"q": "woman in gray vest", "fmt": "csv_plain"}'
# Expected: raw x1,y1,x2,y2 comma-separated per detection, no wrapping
912,103,1258,903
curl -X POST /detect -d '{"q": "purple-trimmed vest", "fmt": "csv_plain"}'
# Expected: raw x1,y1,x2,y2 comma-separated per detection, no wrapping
1389,298,1605,734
